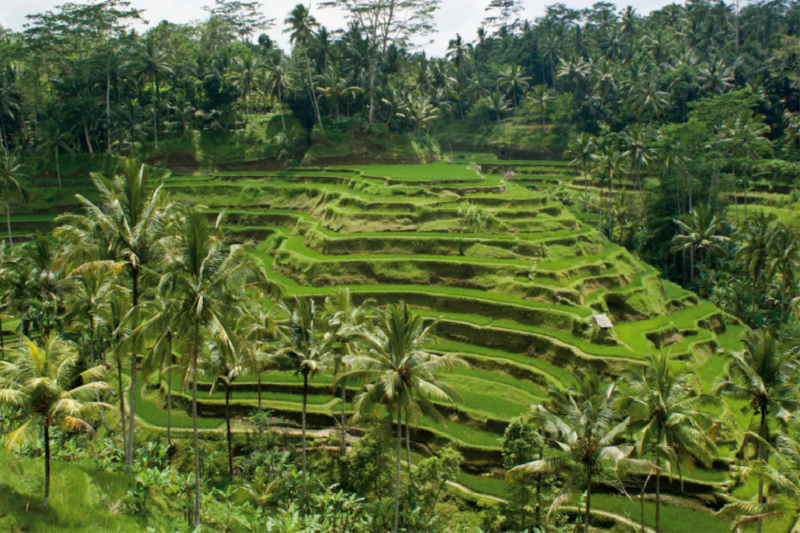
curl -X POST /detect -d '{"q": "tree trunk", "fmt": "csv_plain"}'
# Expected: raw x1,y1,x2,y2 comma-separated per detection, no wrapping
154,73,160,150
0,315,4,361
743,171,748,220
340,376,347,455
535,444,543,527
257,372,262,410
405,409,411,475
225,385,233,478
301,372,308,502
513,93,518,131
6,198,13,245
656,455,661,533
278,85,286,132
757,405,767,533
192,324,202,528
107,61,113,155
306,60,323,132
84,121,94,155
52,145,62,188
117,358,127,453
585,471,592,533
167,369,172,444
126,266,139,474
394,404,402,533
368,62,377,125
43,422,51,507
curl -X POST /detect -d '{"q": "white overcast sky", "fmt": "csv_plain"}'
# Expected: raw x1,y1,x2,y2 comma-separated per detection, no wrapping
1,0,677,57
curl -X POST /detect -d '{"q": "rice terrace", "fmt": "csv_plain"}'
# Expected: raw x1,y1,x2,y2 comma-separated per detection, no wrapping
0,0,800,532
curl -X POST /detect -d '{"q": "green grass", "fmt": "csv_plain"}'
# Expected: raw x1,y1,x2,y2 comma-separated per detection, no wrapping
590,493,730,533
0,447,147,532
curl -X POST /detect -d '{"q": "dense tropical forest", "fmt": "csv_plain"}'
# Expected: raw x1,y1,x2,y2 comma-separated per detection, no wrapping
0,0,799,531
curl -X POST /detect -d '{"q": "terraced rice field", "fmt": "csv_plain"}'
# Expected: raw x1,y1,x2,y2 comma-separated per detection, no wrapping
17,154,745,484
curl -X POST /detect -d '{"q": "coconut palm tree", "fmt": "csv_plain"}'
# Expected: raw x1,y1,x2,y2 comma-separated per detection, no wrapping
497,64,531,130
0,147,29,245
595,147,623,238
715,329,800,533
485,92,510,127
315,66,363,122
206,329,251,478
263,56,292,132
283,4,323,131
565,133,597,215
323,287,373,455
670,205,730,281
618,352,719,533
131,38,172,150
340,302,467,533
272,295,330,500
0,334,110,506
620,124,655,231
137,294,181,444
158,207,263,527
735,211,780,290
36,118,72,189
231,52,263,132
767,225,800,304
525,85,553,129
723,418,800,532
56,158,171,473
508,369,651,533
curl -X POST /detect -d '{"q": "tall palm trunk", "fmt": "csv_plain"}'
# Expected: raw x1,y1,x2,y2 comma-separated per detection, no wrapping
368,62,377,125
166,335,172,444
43,422,51,507
757,405,767,533
6,197,13,245
225,385,233,478
84,121,94,154
305,58,323,132
126,266,139,474
656,455,662,533
107,60,113,155
585,471,592,533
278,85,286,132
340,375,347,455
301,371,308,502
394,404,402,533
257,372,262,410
0,314,5,360
535,443,543,527
117,358,127,454
405,409,412,475
192,323,202,528
54,147,62,189
153,73,160,150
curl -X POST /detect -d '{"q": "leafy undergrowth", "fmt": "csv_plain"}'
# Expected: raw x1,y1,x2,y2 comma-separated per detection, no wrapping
0,447,146,533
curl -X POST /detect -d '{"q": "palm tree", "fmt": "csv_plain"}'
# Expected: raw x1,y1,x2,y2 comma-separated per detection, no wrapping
231,52,263,132
620,124,655,231
485,92,510,127
628,79,671,121
168,94,196,140
131,38,172,150
0,334,109,506
565,133,597,215
715,329,800,533
396,90,439,139
595,147,623,239
324,287,373,455
272,295,330,500
767,224,800,302
507,369,650,533
263,57,292,132
525,85,553,129
724,418,800,532
497,64,531,130
138,294,181,444
112,99,149,158
0,148,29,245
315,66,363,122
446,34,472,76
284,4,323,131
36,118,72,189
670,206,730,281
341,302,466,533
55,158,171,473
206,329,250,478
735,211,780,289
158,207,263,527
618,352,719,533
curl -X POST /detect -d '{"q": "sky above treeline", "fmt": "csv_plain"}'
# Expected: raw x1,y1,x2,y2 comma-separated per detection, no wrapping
2,0,677,57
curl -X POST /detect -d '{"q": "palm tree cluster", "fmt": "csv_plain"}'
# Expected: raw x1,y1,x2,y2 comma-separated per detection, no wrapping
0,161,467,530
0,0,797,156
